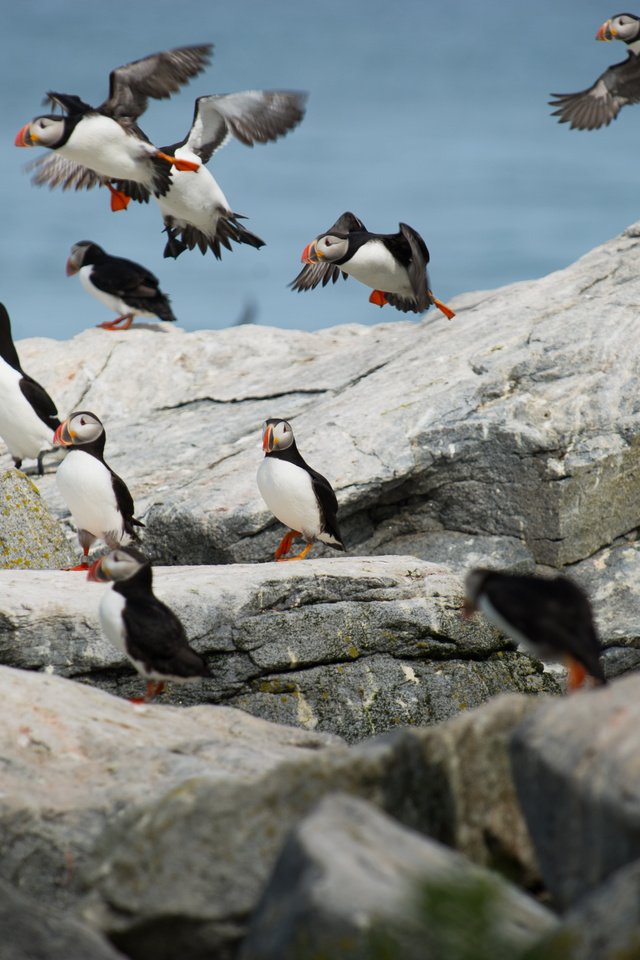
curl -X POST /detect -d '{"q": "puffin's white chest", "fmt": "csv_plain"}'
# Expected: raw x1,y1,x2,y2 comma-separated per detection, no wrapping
157,147,229,232
62,115,153,182
0,360,55,460
99,587,128,656
79,266,151,318
56,449,125,541
257,456,322,540
343,241,413,297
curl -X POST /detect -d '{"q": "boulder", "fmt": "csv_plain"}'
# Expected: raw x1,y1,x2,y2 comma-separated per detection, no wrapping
510,673,640,909
0,558,560,739
239,793,557,960
0,468,75,569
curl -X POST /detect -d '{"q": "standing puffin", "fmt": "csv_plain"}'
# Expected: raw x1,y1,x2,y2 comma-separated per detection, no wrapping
257,418,345,561
463,568,607,690
15,43,212,210
0,303,60,473
158,90,308,259
290,212,455,319
66,241,176,330
53,411,143,569
87,547,212,703
550,14,640,129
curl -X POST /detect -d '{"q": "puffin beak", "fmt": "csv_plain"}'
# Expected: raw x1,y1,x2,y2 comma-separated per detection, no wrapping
65,256,79,277
461,597,477,620
53,420,74,447
596,19,614,40
301,240,322,264
262,425,274,452
87,557,108,582
15,123,34,147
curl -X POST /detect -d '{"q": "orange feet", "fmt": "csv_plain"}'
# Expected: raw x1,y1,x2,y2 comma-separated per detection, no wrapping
156,150,200,172
130,680,166,704
106,183,131,211
278,542,314,562
566,658,588,691
97,315,134,331
430,292,456,320
369,290,388,307
274,529,300,560
64,562,90,571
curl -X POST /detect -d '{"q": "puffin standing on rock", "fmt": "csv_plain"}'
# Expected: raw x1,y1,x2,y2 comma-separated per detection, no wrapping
0,303,60,473
87,547,212,703
54,411,143,569
15,43,212,210
290,212,455,319
550,13,640,129
257,418,345,561
66,241,177,330
463,568,607,690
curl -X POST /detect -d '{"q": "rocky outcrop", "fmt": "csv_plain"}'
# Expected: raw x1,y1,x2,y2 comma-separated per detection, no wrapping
0,468,75,569
0,558,559,740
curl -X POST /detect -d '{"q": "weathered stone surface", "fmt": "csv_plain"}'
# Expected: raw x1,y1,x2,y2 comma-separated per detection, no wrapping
7,222,640,571
0,468,75,569
0,558,560,740
510,673,640,909
543,859,640,959
239,793,557,960
0,877,126,960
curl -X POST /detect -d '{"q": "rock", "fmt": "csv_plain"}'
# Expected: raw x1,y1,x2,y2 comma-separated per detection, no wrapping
542,859,640,960
8,223,640,570
510,673,640,909
0,877,126,960
239,793,557,960
0,557,560,739
0,468,76,569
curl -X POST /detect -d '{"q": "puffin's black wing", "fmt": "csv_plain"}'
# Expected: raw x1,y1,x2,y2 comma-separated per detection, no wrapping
102,44,213,120
45,92,93,115
289,260,347,292
19,375,60,431
180,91,308,163
481,575,605,681
122,596,210,679
108,469,144,540
26,153,104,192
0,304,22,371
549,54,640,130
307,466,344,548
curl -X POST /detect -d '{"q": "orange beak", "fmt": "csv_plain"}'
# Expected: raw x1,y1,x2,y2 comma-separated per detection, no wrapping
65,257,79,277
301,240,321,264
15,123,32,147
53,421,74,446
596,19,614,40
262,424,274,452
86,557,106,582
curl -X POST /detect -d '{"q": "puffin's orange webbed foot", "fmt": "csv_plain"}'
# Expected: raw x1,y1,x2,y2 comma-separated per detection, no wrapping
430,292,456,320
279,542,314,562
97,315,134,331
369,290,388,307
156,150,200,172
106,183,131,212
566,658,588,692
274,529,299,560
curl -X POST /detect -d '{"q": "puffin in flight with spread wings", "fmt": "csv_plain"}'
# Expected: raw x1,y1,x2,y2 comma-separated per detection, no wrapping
15,43,213,209
290,212,455,319
550,13,640,129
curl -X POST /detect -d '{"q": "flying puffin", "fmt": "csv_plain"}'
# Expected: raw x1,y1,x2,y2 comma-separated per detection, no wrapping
290,212,455,319
66,240,176,330
463,568,607,690
53,410,143,569
87,546,212,703
550,13,640,129
0,303,60,473
15,43,212,210
158,90,308,259
257,418,345,561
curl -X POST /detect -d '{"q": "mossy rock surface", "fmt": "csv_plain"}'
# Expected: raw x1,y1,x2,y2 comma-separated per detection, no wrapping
0,470,75,570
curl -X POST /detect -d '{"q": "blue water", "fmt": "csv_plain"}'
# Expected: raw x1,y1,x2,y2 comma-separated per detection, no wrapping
1,0,637,339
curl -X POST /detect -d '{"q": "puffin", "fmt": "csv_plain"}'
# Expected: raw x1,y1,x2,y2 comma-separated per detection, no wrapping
550,14,640,129
53,410,143,569
87,546,212,703
66,240,176,330
257,418,345,561
158,90,308,259
290,212,455,319
15,43,212,210
463,568,607,690
0,303,60,473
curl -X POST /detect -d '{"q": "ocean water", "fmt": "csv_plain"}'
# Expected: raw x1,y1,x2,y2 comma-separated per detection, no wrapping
1,0,638,340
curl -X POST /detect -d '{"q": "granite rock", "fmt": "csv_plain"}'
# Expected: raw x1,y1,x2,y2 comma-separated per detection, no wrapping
0,468,75,569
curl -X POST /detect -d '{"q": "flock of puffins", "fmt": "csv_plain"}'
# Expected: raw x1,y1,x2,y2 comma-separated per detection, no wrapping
2,13,636,702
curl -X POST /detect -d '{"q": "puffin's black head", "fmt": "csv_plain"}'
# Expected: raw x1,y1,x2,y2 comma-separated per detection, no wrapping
15,114,71,149
596,13,640,42
301,232,350,266
53,410,105,448
66,241,106,276
261,418,295,454
87,546,150,584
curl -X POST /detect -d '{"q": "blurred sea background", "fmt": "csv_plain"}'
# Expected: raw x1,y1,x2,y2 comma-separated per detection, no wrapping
1,0,637,340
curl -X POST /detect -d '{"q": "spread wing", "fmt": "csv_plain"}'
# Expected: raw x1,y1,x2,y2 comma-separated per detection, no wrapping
19,375,60,431
182,90,308,163
102,43,213,120
385,223,431,313
549,54,640,130
288,212,365,292
26,153,103,192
